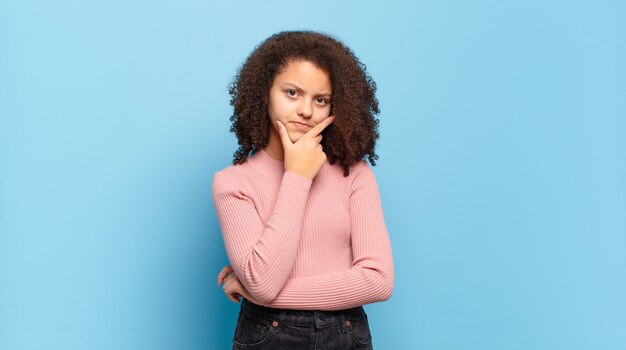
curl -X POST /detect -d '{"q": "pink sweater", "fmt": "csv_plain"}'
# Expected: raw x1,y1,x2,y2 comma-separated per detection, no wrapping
212,148,394,310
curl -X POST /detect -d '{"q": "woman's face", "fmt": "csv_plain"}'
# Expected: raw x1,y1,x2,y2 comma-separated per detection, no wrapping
267,59,332,144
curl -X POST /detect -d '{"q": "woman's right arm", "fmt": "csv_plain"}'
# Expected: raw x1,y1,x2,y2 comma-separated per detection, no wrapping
212,170,312,303
214,116,333,303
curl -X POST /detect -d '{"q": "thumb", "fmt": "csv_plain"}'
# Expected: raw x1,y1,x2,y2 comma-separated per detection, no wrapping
275,121,292,148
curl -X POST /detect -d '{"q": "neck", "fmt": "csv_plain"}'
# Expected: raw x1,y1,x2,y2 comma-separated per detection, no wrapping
263,129,284,161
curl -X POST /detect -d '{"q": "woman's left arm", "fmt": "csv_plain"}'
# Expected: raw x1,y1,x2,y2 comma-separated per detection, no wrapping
219,162,395,310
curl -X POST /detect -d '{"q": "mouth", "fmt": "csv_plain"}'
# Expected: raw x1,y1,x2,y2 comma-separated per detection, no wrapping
291,121,312,131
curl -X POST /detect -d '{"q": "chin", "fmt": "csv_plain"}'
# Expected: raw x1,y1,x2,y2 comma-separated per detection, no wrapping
290,136,303,143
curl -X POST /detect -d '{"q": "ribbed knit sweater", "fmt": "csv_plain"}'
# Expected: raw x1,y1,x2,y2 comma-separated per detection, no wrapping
212,148,394,310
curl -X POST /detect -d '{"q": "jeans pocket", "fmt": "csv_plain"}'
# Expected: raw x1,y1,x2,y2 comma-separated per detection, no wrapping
232,313,273,348
346,310,373,347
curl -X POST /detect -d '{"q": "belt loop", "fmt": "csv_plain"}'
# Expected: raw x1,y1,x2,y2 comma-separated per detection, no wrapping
339,313,348,334
239,298,247,316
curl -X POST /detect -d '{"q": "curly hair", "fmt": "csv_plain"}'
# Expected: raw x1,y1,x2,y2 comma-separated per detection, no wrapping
227,30,380,176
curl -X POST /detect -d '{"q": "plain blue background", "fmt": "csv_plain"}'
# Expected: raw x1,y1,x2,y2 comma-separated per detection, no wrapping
1,0,625,349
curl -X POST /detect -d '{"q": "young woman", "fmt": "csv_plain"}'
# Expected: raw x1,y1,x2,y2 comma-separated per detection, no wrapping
212,30,394,349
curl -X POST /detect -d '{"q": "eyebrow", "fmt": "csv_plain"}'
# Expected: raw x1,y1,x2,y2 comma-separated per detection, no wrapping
282,83,332,98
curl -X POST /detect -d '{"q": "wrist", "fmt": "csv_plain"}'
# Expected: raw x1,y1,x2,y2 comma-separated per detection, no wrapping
285,169,314,181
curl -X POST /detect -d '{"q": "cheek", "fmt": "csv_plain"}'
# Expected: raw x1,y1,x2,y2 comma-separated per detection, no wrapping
314,107,332,122
268,91,282,114
268,106,283,124
269,97,296,119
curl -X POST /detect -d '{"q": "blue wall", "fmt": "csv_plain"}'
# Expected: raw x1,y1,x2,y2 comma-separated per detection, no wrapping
1,0,624,349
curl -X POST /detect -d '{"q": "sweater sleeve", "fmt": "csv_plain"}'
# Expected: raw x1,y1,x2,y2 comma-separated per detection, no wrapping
263,162,394,310
212,170,313,303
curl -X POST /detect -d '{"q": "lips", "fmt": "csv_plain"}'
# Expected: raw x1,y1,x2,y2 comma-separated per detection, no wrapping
291,121,312,131
292,121,311,127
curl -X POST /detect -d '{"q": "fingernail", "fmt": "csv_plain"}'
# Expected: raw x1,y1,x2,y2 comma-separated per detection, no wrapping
276,121,281,129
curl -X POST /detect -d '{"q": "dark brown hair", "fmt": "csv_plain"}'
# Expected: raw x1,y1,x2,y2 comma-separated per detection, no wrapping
228,30,380,176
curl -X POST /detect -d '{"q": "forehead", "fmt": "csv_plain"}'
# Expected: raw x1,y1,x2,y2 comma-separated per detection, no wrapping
273,60,331,92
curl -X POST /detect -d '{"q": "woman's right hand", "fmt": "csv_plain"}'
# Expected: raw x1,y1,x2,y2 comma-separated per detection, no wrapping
217,265,265,306
276,116,335,181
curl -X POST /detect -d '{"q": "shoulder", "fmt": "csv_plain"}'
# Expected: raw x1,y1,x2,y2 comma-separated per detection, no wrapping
350,159,376,178
348,160,379,191
350,159,371,173
212,162,252,196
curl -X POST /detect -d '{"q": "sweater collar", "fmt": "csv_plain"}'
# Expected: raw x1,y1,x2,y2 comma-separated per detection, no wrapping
249,148,284,179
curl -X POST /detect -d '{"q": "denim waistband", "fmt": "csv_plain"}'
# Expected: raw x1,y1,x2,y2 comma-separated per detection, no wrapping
240,298,364,328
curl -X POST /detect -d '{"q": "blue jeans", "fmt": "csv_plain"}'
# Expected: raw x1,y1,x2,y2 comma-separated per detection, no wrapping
232,298,374,349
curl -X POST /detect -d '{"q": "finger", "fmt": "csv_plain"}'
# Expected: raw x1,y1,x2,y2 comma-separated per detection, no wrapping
224,282,241,302
304,115,334,139
226,291,241,303
275,121,293,148
217,268,226,285
217,266,233,285
224,286,241,303
222,275,234,289
217,267,228,286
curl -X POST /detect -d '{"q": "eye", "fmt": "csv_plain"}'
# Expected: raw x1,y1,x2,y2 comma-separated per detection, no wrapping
316,97,329,105
286,89,298,98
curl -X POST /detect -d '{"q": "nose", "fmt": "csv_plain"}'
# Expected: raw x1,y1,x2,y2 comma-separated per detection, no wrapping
297,99,313,118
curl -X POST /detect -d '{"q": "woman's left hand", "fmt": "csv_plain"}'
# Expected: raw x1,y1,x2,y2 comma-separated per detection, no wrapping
217,265,265,306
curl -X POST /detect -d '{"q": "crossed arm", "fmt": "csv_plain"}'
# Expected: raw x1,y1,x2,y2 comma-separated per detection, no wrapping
213,162,394,310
